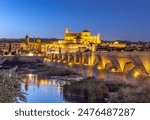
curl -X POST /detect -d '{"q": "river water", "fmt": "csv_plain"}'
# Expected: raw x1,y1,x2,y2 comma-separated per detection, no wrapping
20,63,146,103
20,74,67,103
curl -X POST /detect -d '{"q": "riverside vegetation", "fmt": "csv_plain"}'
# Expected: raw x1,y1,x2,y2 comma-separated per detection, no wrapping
63,77,150,103
1,57,150,103
63,77,109,102
0,58,76,103
0,74,26,103
0,57,25,102
2,59,75,76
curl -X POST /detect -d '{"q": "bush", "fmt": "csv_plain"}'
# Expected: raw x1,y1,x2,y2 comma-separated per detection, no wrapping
110,86,150,103
47,66,75,76
63,78,109,102
0,75,26,103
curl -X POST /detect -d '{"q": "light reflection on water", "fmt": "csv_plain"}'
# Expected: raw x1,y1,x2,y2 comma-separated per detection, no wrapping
20,74,67,103
20,65,149,103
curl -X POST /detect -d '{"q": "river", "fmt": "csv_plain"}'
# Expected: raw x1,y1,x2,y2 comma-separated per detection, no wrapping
20,74,68,103
19,63,148,103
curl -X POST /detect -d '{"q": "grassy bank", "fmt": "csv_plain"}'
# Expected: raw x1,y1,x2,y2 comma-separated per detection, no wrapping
46,66,76,76
2,59,76,76
111,85,150,103
63,77,109,102
63,77,150,103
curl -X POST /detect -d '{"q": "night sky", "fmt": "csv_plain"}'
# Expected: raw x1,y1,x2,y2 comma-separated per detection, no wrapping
0,0,150,41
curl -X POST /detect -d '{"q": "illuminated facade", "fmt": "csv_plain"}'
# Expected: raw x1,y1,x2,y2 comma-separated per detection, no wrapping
0,40,25,54
41,27,101,54
62,26,101,44
101,41,126,48
0,27,127,55
24,35,42,52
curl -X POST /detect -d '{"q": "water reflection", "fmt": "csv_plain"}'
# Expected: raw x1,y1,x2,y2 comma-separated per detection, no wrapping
20,74,67,103
20,64,150,103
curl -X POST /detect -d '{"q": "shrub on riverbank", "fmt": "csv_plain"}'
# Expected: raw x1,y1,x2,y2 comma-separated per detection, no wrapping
63,77,150,103
3,59,76,76
0,75,26,103
110,86,150,103
63,77,109,102
47,66,76,76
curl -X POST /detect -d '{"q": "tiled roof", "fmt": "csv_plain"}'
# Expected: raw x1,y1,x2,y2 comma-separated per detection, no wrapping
66,33,81,36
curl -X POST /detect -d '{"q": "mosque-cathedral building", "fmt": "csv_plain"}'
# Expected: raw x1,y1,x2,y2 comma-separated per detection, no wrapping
0,27,126,55
63,27,101,44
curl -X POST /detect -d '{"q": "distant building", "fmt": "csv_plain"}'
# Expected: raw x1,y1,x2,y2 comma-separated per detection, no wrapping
101,41,126,48
41,27,101,54
0,41,10,53
60,26,101,44
10,41,25,53
1,27,148,55
0,40,25,54
24,35,42,52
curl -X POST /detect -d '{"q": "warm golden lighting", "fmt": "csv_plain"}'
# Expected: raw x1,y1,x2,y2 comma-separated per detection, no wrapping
28,52,34,56
97,66,102,70
134,71,140,77
38,80,49,85
117,58,133,72
63,61,67,63
111,68,117,72
57,60,61,63
47,59,51,62
68,62,73,65
140,54,150,75
101,56,112,70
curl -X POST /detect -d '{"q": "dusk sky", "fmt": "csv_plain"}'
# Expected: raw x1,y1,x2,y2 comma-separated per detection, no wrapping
0,0,150,41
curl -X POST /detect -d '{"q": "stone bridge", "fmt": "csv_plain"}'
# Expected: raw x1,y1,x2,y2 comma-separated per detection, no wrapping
47,51,150,79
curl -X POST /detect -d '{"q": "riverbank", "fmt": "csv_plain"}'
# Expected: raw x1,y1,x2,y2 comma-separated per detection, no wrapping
0,58,81,103
2,59,78,76
63,77,150,103
2,57,150,103
0,74,26,103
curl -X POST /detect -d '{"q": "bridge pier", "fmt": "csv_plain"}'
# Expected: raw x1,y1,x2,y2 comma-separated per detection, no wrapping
47,51,150,81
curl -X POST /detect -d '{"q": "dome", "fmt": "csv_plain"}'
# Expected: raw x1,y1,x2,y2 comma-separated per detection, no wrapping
82,29,90,32
25,34,29,38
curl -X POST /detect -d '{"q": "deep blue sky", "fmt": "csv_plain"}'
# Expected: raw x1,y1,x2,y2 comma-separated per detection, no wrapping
0,0,150,41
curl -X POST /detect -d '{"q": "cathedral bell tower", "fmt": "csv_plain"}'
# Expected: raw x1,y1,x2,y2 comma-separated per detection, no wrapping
25,34,30,45
97,33,101,44
65,26,69,40
65,26,69,33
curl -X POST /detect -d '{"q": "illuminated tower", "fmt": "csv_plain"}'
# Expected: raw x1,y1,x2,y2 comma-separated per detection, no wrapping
36,37,41,52
25,34,30,45
65,26,69,40
97,33,101,43
37,37,41,44
65,26,69,33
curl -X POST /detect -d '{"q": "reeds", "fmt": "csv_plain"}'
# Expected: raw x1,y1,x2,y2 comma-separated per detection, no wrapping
63,77,108,102
63,77,150,103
